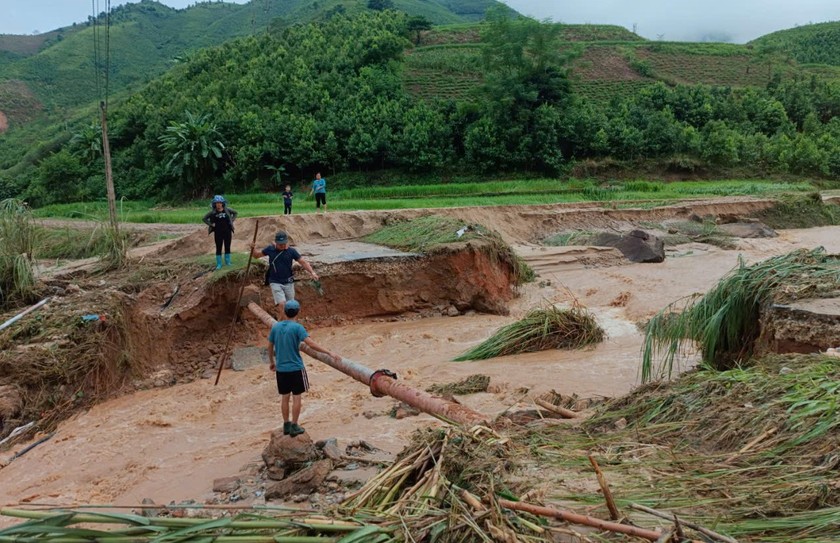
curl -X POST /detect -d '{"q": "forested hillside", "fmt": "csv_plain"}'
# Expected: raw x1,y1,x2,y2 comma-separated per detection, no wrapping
0,10,838,205
750,21,840,66
0,0,513,124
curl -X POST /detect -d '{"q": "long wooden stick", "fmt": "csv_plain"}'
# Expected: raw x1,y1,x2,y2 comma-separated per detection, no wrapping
499,499,663,541
535,398,578,419
629,503,739,543
588,455,621,521
214,220,260,386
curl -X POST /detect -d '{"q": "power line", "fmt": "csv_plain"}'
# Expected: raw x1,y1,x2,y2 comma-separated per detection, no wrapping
105,0,111,107
91,0,101,100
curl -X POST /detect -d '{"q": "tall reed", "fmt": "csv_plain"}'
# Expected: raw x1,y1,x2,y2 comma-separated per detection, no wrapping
0,198,37,306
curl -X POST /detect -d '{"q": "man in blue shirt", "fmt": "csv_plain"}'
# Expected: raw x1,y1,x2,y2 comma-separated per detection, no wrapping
268,300,338,437
311,173,327,213
251,231,319,318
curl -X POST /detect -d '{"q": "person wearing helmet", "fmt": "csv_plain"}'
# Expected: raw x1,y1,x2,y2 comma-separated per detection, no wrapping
203,195,238,270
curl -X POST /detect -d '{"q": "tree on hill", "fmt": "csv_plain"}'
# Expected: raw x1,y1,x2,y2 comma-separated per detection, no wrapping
465,11,574,173
406,16,432,45
158,111,226,199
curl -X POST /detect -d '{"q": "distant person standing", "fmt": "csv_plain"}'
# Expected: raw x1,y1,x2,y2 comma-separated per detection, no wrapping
282,184,293,215
203,195,238,270
311,173,327,213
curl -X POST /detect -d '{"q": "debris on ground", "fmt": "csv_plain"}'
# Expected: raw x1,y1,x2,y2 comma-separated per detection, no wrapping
455,304,604,361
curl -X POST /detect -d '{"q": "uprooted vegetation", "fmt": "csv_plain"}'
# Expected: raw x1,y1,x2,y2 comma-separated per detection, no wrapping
455,304,605,361
363,215,534,285
642,248,840,381
339,354,838,542
533,353,840,543
6,353,834,542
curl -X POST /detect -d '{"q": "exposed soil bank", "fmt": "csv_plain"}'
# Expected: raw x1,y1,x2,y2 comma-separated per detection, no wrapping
114,241,519,383
157,197,777,258
761,297,840,353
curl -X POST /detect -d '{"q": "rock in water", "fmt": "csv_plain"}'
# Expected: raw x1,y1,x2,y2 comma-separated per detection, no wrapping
262,429,318,471
592,230,665,263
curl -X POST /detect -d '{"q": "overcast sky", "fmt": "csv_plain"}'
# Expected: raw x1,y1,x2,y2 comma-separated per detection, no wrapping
1,0,839,42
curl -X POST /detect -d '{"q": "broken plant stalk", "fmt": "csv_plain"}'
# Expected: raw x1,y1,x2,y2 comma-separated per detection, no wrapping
588,455,621,521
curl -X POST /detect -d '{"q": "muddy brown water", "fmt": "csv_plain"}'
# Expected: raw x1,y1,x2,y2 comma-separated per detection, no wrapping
1,215,839,512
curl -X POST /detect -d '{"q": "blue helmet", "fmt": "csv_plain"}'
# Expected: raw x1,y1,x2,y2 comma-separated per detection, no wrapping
211,195,226,208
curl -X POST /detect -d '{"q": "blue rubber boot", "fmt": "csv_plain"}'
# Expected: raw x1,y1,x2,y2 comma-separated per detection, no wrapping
215,255,222,270
224,253,232,266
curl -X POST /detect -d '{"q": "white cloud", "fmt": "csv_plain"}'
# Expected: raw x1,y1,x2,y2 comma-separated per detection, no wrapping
502,0,840,42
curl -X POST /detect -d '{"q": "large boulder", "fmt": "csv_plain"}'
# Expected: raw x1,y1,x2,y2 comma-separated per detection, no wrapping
592,230,665,263
262,429,318,476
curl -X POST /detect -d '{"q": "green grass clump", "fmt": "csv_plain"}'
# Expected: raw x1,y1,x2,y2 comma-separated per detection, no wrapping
35,226,134,261
455,305,604,361
642,248,840,382
757,192,840,229
0,198,37,306
427,374,490,395
364,215,534,285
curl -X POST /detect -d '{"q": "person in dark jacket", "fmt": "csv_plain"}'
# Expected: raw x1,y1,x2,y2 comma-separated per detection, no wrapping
203,195,238,269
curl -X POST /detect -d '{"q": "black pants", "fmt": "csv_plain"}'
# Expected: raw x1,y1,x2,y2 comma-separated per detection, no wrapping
315,193,326,208
284,203,292,215
214,230,232,255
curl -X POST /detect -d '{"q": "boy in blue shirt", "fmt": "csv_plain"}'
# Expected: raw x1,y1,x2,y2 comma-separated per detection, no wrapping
267,300,338,437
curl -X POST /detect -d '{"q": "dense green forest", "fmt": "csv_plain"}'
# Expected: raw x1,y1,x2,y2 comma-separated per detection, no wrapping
0,10,838,204
750,21,840,66
0,0,513,120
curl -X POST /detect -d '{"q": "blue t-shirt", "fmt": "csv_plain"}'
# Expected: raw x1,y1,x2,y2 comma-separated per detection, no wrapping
262,245,301,284
268,320,309,372
313,178,326,194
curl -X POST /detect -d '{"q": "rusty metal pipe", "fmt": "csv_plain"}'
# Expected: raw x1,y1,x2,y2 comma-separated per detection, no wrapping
247,302,489,427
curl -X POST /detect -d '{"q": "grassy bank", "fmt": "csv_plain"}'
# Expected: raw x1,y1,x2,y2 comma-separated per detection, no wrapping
30,179,820,224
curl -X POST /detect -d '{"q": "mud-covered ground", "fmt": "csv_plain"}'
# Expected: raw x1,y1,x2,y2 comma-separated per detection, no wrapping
1,200,839,513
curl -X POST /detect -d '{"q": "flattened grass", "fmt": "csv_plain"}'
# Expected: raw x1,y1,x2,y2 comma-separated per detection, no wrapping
455,305,604,361
362,215,485,252
531,353,840,542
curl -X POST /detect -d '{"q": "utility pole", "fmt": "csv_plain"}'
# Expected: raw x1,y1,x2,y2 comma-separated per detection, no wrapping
100,100,119,235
